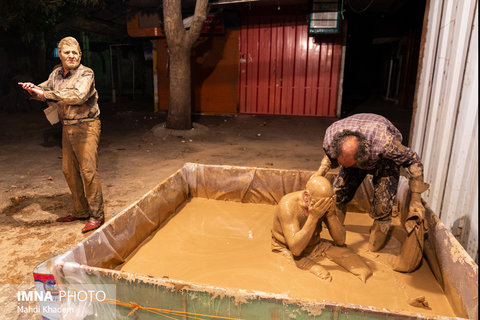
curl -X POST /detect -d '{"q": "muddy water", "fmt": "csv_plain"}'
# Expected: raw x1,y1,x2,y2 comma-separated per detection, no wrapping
120,198,456,317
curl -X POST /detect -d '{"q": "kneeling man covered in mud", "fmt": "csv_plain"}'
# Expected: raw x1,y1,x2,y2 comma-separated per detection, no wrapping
272,175,372,282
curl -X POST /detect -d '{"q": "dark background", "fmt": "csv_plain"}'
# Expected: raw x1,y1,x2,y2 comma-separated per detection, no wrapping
0,0,426,124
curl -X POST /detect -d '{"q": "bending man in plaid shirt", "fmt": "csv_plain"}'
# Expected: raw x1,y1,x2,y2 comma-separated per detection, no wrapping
314,113,429,252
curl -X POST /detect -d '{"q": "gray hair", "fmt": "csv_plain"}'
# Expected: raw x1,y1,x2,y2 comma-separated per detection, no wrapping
331,130,369,164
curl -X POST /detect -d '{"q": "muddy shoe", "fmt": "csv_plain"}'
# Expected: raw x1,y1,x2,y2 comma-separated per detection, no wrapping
81,219,104,233
369,220,388,252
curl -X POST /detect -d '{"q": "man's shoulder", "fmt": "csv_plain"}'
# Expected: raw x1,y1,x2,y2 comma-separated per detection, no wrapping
76,64,94,75
277,191,303,213
330,113,381,127
49,65,63,76
327,113,397,139
279,190,303,202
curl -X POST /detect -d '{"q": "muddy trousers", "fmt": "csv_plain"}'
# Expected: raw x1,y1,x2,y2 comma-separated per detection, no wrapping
333,160,399,231
62,119,104,221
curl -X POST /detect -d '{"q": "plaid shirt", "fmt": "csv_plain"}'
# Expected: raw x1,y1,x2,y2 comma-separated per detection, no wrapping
38,64,99,121
323,113,423,178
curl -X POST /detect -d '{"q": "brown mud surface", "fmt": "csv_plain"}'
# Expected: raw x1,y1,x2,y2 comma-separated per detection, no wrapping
120,198,455,318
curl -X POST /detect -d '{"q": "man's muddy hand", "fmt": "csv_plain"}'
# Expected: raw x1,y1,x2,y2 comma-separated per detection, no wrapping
18,82,38,90
408,193,425,220
18,82,45,100
405,193,425,233
308,196,333,220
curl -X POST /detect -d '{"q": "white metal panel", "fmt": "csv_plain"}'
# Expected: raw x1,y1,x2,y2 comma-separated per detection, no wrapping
411,0,478,261
421,0,460,213
411,0,443,152
441,3,478,260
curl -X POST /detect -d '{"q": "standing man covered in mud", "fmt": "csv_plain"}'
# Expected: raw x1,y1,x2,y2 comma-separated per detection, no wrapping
19,36,104,233
314,113,429,253
272,175,372,282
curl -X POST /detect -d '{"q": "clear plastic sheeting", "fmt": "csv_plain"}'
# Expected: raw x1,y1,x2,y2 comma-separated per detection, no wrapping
47,163,477,320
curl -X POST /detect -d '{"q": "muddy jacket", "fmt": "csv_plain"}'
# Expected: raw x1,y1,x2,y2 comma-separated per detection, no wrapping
323,113,423,179
38,64,100,121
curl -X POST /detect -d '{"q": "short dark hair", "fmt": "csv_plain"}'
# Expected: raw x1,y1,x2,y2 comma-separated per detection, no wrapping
331,130,369,164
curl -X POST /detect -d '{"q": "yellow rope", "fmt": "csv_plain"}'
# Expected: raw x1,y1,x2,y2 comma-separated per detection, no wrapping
59,285,245,320
126,301,140,316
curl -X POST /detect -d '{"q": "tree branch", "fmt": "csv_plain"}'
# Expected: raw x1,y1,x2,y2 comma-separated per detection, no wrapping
163,0,186,48
185,0,208,47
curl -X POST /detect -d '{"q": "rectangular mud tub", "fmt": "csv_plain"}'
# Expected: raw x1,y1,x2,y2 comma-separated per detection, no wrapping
46,163,477,320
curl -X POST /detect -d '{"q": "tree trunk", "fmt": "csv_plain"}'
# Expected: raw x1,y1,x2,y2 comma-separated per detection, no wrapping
167,46,192,129
163,0,208,130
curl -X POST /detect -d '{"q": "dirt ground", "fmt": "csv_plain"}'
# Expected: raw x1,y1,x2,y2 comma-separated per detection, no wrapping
0,97,338,319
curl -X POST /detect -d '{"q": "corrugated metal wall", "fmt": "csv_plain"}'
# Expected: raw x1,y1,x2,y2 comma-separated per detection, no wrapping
411,0,478,261
239,13,341,117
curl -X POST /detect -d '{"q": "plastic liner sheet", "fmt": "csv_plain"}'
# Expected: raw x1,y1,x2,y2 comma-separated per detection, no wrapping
397,177,477,319
187,163,314,204
49,163,477,320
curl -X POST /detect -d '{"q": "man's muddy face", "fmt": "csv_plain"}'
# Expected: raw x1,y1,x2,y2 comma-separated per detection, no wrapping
338,153,356,167
59,44,81,71
303,191,311,208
